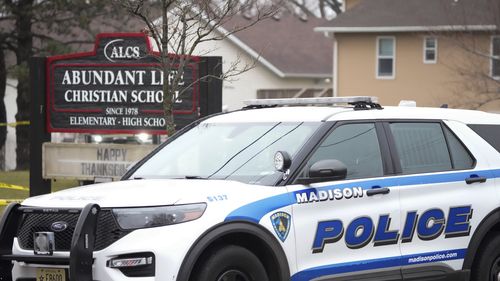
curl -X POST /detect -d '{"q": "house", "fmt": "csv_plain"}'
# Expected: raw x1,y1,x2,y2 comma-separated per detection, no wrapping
194,12,333,110
315,0,499,111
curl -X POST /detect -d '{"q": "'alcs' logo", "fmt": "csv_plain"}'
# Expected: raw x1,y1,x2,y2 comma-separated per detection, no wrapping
104,39,141,62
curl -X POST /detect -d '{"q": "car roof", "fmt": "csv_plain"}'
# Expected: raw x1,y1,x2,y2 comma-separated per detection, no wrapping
204,106,500,125
204,107,351,123
331,106,500,124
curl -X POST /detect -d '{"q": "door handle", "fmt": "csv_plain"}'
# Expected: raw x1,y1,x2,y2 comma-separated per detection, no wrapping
366,186,390,196
465,175,487,185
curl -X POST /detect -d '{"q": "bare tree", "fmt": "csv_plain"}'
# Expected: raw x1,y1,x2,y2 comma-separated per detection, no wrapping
115,0,285,135
116,0,342,135
0,0,134,170
0,50,6,170
445,33,500,110
433,0,500,110
288,0,341,19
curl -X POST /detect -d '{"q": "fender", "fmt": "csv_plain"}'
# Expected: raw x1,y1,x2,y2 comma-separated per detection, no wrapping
463,207,500,270
177,221,290,281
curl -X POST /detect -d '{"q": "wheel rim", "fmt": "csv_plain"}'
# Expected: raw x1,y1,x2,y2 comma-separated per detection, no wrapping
491,257,500,281
217,269,251,281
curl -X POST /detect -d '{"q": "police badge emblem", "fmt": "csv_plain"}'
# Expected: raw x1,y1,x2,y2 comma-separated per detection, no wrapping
270,211,291,242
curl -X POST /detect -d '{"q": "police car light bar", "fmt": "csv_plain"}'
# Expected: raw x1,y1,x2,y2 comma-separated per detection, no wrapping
243,96,379,107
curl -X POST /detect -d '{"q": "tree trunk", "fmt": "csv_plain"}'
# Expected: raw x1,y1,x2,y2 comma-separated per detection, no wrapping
15,0,34,170
161,0,175,136
0,50,6,171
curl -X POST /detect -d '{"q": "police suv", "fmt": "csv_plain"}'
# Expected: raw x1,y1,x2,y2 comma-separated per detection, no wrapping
2,97,500,281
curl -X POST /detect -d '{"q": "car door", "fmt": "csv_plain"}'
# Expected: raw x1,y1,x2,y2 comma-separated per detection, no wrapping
386,120,497,279
290,121,403,281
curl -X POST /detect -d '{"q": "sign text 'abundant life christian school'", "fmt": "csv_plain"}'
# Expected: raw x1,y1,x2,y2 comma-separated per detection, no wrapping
46,33,220,134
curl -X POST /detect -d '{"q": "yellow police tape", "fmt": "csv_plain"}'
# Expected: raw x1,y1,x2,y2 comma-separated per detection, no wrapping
0,199,23,206
0,121,30,127
0,182,29,191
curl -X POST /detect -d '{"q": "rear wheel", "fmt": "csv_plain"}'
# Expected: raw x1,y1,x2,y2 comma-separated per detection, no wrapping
471,234,500,281
192,245,269,281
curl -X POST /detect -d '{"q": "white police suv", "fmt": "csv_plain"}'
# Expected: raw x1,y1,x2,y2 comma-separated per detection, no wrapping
2,97,500,281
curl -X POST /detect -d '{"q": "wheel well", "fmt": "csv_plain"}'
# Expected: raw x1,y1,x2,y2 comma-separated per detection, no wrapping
178,222,290,281
469,226,500,271
190,232,283,281
464,208,500,270
484,223,500,235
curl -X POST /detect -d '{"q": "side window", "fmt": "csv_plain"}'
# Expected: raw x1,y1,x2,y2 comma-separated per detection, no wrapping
389,122,473,174
390,123,451,174
469,124,500,153
443,126,474,169
303,123,384,180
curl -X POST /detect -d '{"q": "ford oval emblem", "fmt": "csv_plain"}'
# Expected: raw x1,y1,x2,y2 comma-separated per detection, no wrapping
50,221,68,232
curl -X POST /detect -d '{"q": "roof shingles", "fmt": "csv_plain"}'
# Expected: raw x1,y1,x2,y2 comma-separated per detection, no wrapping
317,0,499,31
223,13,333,77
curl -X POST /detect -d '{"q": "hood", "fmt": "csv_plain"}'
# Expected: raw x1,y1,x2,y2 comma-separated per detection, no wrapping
22,179,270,209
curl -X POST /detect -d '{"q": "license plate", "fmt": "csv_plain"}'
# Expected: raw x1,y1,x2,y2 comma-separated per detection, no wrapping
36,268,66,281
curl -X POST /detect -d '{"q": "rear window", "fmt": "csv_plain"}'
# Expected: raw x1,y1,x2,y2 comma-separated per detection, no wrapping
389,122,474,174
390,123,452,174
468,124,500,153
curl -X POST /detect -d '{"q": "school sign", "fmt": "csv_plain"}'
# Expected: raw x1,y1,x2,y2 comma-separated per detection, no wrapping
30,33,222,193
46,33,219,134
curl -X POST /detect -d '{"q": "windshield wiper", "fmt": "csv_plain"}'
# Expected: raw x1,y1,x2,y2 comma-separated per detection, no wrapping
130,175,208,180
184,175,208,179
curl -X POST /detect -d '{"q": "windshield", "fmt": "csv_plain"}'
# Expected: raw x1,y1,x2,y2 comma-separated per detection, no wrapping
131,122,320,185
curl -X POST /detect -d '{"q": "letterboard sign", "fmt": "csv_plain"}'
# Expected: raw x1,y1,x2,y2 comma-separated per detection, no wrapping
46,33,200,134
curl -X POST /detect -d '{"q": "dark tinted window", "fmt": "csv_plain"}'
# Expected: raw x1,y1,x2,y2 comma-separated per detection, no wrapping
304,123,383,180
492,37,500,77
469,124,500,153
390,123,452,174
443,126,474,169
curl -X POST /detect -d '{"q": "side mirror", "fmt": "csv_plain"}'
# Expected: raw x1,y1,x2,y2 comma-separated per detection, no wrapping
297,159,347,185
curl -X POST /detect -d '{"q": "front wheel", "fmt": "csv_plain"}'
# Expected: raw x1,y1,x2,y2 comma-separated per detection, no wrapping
471,234,500,281
191,245,269,281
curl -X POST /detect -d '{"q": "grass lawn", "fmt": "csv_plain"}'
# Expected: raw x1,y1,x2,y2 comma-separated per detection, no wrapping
0,170,79,214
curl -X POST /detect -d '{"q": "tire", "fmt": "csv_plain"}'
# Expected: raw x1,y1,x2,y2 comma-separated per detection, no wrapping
471,234,500,281
191,245,269,281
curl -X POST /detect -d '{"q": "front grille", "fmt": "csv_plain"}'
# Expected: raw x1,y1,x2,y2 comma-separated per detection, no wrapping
16,209,131,251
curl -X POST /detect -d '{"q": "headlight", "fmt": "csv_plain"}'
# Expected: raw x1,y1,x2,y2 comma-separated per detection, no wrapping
112,203,207,230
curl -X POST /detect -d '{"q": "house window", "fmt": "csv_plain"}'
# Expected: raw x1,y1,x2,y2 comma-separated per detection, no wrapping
424,37,437,64
377,37,395,79
492,36,500,79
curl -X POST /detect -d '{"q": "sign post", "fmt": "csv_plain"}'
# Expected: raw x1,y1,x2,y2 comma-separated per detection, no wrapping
199,57,223,117
30,57,51,196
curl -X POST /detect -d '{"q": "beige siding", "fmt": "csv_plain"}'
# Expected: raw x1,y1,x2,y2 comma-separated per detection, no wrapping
335,33,496,110
344,0,362,11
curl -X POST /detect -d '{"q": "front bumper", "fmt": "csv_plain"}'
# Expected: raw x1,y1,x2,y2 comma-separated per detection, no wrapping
0,203,99,281
0,202,210,281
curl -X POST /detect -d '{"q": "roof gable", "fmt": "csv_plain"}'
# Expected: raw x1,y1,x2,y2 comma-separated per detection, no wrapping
220,13,333,78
